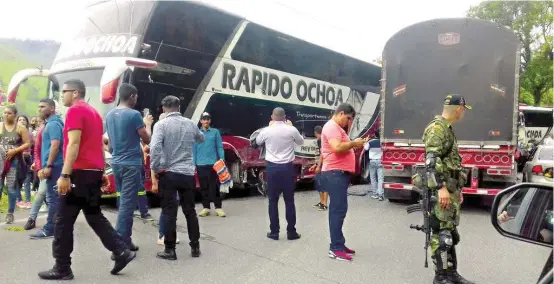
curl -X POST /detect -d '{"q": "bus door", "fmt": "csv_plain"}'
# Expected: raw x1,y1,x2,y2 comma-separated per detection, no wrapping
348,89,381,139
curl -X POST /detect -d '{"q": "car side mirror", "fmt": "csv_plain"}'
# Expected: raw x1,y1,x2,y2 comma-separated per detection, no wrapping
491,183,553,248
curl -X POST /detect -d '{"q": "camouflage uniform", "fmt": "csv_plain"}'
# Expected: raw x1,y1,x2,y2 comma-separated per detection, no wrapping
422,94,475,284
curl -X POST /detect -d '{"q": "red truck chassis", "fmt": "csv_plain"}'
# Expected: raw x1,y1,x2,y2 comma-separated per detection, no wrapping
382,143,517,202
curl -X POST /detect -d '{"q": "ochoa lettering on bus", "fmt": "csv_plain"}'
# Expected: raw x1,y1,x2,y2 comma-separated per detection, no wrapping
526,129,544,140
220,61,348,107
55,34,140,61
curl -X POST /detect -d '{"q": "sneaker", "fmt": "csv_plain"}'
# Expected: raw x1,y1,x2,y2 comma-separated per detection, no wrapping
322,205,328,210
38,267,74,280
215,208,226,217
24,218,36,230
313,202,322,208
198,208,210,217
344,247,356,255
317,204,328,211
16,201,25,209
141,213,154,221
371,194,380,199
328,250,353,261
378,195,384,201
25,202,32,209
29,229,54,240
5,213,14,224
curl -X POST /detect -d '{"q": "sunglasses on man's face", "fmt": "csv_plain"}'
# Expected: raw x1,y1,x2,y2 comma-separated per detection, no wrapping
62,89,75,94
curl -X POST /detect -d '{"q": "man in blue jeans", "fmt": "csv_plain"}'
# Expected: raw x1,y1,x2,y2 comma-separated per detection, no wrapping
365,132,383,201
320,103,365,261
29,99,64,239
105,83,152,252
255,107,304,241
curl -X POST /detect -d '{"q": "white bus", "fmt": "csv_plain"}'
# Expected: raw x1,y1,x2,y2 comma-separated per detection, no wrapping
8,0,382,196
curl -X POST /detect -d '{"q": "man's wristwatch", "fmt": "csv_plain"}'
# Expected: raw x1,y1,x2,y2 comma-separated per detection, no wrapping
61,174,70,179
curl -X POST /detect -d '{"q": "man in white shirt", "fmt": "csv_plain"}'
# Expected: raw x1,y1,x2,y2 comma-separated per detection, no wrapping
256,108,304,241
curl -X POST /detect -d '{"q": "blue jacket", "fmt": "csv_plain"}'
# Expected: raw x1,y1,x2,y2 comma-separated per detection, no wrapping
193,127,224,166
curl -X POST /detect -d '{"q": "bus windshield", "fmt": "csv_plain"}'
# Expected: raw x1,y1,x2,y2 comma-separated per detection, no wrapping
48,69,116,122
522,110,553,128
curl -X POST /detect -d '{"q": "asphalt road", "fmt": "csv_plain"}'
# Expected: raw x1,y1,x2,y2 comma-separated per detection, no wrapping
0,185,549,284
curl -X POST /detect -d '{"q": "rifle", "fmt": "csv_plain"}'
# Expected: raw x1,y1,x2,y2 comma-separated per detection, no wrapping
406,171,438,268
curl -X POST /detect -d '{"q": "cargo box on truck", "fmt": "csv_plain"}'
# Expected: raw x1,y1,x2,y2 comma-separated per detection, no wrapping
380,18,521,202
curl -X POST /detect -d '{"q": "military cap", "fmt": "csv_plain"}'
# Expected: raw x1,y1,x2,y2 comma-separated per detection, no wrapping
444,94,472,110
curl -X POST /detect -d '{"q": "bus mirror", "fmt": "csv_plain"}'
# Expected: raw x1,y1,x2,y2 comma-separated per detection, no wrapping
101,62,128,104
7,68,50,103
101,59,158,103
49,74,60,92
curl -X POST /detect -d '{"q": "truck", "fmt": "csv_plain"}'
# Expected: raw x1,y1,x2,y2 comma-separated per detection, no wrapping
380,18,521,203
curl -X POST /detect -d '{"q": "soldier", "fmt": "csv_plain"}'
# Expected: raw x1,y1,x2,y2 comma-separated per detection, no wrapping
422,94,475,284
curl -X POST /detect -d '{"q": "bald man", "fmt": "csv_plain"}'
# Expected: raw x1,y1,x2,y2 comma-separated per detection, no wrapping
255,108,304,241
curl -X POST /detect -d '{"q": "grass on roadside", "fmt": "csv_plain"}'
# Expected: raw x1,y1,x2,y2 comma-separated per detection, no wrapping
0,187,36,213
0,187,36,231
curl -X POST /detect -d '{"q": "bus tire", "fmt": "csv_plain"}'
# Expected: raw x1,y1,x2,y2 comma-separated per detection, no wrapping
359,162,371,184
257,170,268,197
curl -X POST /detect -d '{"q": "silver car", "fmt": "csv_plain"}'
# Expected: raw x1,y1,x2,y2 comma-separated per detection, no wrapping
522,145,553,185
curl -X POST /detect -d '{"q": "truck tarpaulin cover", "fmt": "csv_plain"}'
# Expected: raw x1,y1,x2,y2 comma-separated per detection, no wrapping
382,18,520,143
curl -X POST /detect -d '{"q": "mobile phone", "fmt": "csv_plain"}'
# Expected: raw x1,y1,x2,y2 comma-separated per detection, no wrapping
143,108,150,118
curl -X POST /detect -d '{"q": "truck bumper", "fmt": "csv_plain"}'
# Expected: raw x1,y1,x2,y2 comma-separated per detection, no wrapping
384,183,502,200
461,188,501,195
383,183,419,201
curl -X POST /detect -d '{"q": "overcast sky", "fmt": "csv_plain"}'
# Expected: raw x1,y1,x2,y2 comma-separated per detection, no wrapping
0,0,482,63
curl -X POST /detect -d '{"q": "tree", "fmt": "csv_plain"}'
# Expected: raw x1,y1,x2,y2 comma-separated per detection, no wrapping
468,1,553,106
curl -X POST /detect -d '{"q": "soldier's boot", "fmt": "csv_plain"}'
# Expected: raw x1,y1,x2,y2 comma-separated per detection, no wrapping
446,246,476,284
432,230,455,284
432,253,455,284
433,271,455,284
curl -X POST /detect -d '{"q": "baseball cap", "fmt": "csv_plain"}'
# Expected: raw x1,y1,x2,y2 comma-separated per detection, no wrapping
444,94,472,110
200,112,211,120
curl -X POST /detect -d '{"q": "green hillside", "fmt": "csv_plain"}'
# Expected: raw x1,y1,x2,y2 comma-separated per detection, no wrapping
0,40,58,117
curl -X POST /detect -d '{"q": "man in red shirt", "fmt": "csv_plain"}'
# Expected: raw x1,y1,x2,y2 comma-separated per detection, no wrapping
320,103,365,262
38,79,135,280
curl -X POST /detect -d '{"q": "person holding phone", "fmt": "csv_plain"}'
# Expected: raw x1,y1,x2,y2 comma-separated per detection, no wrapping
319,103,366,261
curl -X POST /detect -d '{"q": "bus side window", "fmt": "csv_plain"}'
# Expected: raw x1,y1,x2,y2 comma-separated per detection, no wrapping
231,23,380,89
145,1,240,56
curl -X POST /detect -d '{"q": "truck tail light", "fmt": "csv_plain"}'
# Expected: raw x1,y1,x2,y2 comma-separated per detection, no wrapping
486,169,512,176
